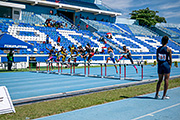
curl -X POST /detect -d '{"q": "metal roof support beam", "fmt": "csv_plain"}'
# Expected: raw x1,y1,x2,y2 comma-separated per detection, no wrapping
6,0,122,16
75,8,83,12
55,5,62,9
31,1,38,6
94,11,101,15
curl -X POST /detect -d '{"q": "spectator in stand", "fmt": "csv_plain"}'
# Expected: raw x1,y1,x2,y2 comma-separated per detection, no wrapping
43,41,46,48
86,24,89,30
57,35,61,46
65,23,68,28
99,37,107,44
50,10,53,15
99,37,104,42
80,14,82,18
55,0,59,3
106,32,112,39
77,24,80,30
94,17,97,20
101,18,104,21
50,21,54,27
95,49,99,54
60,23,63,28
100,48,105,54
86,16,89,20
48,22,51,27
55,23,59,29
70,24,75,29
46,35,49,44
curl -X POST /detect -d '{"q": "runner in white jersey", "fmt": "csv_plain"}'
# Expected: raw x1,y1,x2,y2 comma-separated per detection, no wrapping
106,47,118,74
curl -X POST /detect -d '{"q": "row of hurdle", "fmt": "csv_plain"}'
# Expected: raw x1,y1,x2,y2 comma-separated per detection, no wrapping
29,61,144,80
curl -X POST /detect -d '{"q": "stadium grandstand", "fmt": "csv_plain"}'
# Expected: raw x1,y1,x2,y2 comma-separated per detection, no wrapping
0,0,180,67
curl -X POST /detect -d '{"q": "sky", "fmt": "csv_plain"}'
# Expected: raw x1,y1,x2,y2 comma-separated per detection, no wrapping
102,0,180,24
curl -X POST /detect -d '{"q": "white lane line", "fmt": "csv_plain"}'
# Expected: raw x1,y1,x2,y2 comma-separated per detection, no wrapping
132,103,180,120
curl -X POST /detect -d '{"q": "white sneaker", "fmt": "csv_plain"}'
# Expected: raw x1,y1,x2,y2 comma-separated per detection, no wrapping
162,96,170,100
155,95,160,99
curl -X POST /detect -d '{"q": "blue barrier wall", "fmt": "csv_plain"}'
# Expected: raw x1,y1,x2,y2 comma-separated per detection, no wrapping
0,54,180,63
1,57,27,62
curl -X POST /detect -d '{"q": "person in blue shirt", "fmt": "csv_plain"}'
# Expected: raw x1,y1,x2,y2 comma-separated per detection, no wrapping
155,36,172,100
46,47,57,70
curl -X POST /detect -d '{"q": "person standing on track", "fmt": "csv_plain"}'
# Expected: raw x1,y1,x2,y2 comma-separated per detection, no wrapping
155,36,172,100
7,50,14,71
106,47,118,74
116,46,138,73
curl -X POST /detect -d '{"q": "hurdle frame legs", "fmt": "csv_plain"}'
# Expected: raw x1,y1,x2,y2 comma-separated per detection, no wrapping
31,62,144,80
73,64,75,74
104,64,107,77
119,64,121,80
84,63,87,77
88,63,90,76
124,64,126,79
101,64,103,78
47,63,49,74
141,64,143,80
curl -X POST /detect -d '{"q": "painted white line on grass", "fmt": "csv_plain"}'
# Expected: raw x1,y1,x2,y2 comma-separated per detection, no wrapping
132,103,180,120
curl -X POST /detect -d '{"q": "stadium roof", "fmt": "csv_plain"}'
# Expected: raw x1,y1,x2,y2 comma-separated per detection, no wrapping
0,1,25,9
10,0,122,17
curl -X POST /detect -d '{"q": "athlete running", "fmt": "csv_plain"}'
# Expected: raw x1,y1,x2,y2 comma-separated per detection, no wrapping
83,43,94,63
68,45,78,63
106,47,118,74
116,46,138,73
46,46,57,70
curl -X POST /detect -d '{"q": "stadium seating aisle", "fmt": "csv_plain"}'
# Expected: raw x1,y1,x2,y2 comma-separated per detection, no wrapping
156,26,180,37
128,24,158,36
81,19,121,33
166,27,180,34
21,11,44,25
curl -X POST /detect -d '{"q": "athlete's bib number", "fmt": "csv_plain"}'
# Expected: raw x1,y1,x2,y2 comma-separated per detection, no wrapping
158,54,166,61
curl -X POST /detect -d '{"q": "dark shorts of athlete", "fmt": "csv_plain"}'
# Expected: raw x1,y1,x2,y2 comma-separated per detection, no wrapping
158,62,171,74
110,57,115,63
127,55,133,64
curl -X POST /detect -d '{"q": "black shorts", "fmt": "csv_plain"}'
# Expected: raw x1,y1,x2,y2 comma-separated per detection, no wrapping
158,62,171,74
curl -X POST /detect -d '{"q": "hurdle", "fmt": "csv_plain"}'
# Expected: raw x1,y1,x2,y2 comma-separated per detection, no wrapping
29,61,144,80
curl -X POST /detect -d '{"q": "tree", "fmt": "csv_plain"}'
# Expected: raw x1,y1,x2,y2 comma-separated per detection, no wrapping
129,7,166,27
